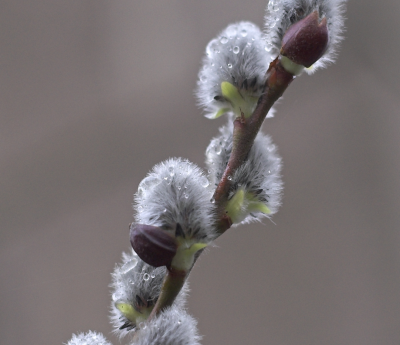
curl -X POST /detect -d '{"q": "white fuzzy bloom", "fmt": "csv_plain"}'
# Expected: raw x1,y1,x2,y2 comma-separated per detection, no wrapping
206,124,283,225
264,0,346,73
110,250,189,337
65,331,112,345
131,306,201,345
196,21,273,119
134,158,216,242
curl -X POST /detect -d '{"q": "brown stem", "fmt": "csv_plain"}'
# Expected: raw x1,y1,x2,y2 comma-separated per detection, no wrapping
213,58,294,236
147,267,186,321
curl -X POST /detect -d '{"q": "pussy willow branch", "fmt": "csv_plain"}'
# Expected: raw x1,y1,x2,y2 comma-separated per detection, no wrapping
148,58,295,320
213,57,294,236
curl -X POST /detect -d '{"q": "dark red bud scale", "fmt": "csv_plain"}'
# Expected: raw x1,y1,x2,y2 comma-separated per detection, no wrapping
130,224,178,267
280,11,329,68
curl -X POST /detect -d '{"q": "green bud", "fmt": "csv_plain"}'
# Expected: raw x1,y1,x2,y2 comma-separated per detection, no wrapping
115,301,152,326
225,187,271,224
220,81,258,119
171,239,208,271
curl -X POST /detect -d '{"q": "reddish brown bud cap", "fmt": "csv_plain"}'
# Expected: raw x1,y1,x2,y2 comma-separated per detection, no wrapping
280,11,328,68
130,224,177,267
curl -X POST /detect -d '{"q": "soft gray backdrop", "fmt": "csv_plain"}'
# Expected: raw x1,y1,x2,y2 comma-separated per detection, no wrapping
1,1,399,344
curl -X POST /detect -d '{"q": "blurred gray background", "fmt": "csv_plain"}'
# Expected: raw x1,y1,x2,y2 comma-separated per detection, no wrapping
1,1,399,344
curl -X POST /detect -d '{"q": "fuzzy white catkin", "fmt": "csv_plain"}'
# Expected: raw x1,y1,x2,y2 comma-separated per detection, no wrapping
264,0,346,73
134,158,217,242
65,331,112,345
110,250,189,337
206,123,283,225
196,21,273,119
131,306,201,345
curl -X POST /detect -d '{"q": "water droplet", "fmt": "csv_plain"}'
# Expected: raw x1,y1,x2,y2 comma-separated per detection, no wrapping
240,29,247,37
227,63,232,69
146,176,161,187
206,38,219,57
227,176,232,181
143,273,150,281
233,46,240,54
112,292,122,301
120,259,138,274
150,272,156,278
138,205,144,212
137,176,161,197
128,279,135,285
200,75,207,83
210,198,215,204
220,36,228,44
177,185,181,190
267,170,271,174
200,176,210,188
184,193,189,199
168,166,175,176
163,208,167,213
267,144,275,152
178,319,182,324
137,187,145,198
265,45,272,52
215,145,222,155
